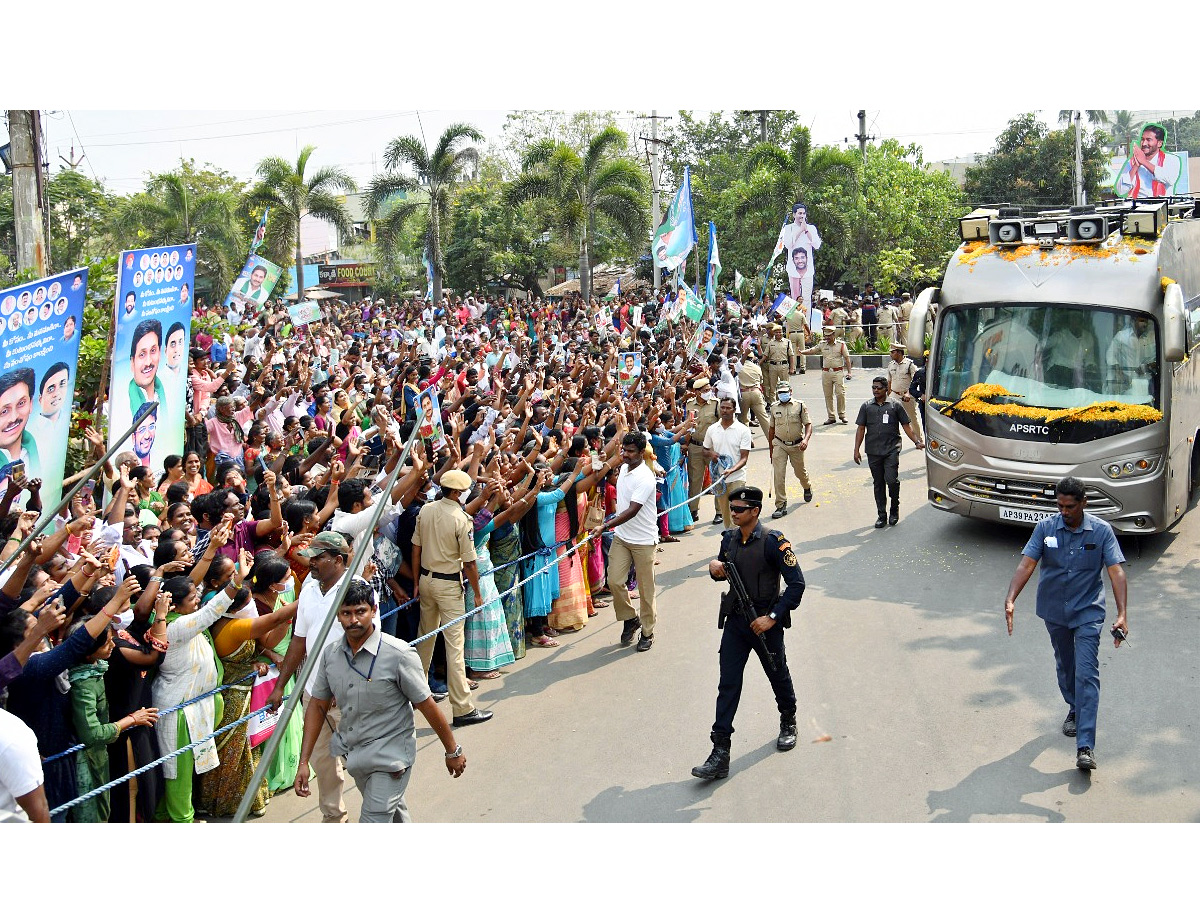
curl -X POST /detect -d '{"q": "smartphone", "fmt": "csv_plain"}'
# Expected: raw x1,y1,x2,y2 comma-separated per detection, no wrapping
10,461,25,484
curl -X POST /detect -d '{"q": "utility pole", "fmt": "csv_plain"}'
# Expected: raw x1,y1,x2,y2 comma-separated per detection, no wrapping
59,144,85,171
639,111,672,293
1074,110,1085,206
7,110,48,277
856,109,869,162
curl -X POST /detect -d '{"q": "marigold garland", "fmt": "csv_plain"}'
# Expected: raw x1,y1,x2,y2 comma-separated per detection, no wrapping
935,382,1163,425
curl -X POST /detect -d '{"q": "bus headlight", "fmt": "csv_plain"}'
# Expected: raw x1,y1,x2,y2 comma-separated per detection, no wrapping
1103,455,1160,479
929,439,963,462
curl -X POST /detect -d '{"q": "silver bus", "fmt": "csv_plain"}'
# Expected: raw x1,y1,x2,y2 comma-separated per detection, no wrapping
907,199,1200,534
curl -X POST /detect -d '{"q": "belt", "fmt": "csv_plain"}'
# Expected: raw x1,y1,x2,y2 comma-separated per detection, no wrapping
420,568,461,581
775,437,804,446
823,367,844,372
740,386,760,393
771,361,790,366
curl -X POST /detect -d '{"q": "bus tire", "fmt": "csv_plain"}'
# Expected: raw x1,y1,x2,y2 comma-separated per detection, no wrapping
1192,436,1200,498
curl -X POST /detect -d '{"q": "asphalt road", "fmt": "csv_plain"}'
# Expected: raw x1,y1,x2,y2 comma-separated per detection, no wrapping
252,368,1200,824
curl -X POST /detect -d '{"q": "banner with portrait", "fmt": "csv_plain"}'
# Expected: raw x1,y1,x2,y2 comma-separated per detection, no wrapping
287,300,323,327
0,267,88,508
1109,123,1190,199
107,243,196,475
225,254,282,312
617,351,642,394
416,386,447,451
690,322,721,361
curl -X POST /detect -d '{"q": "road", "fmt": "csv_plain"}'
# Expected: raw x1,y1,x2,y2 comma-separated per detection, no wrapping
253,368,1200,824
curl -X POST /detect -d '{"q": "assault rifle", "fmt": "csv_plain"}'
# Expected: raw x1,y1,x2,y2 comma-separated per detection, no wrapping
724,559,777,672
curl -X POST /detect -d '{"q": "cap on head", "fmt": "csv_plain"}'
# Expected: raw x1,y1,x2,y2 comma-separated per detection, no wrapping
727,485,763,507
890,345,905,356
298,531,352,558
691,377,711,391
770,324,782,333
822,325,836,335
440,469,472,491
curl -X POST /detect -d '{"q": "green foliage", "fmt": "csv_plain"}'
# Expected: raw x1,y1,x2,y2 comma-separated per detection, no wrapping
848,336,868,354
46,171,116,271
1151,112,1200,157
875,333,891,353
963,113,1108,209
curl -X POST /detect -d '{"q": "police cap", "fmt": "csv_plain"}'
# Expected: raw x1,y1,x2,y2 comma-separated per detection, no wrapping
727,485,763,507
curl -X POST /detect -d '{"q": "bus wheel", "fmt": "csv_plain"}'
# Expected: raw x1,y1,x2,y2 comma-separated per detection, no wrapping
1192,437,1200,498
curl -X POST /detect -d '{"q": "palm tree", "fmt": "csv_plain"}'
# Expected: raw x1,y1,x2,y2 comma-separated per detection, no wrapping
505,125,648,301
246,146,356,302
731,125,860,282
366,123,483,305
112,172,243,288
1058,110,1110,127
1108,110,1144,154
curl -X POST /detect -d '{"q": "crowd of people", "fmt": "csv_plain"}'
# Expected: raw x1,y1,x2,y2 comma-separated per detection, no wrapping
0,277,928,822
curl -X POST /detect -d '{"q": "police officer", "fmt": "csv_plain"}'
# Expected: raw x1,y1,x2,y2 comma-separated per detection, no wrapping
411,468,492,728
784,312,808,375
692,485,805,780
736,356,770,439
768,382,813,518
887,344,924,444
818,325,852,424
684,377,721,523
897,292,913,344
761,324,794,402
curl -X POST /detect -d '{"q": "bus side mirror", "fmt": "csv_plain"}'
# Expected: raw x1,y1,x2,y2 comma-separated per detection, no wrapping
1163,282,1186,363
907,287,939,358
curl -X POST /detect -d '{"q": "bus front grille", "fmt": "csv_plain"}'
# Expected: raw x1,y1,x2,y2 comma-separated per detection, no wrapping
950,475,1120,514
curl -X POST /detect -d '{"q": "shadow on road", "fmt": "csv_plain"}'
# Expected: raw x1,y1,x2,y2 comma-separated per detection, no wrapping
925,733,1090,822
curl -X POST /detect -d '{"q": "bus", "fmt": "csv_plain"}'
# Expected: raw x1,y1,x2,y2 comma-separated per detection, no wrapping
907,199,1200,534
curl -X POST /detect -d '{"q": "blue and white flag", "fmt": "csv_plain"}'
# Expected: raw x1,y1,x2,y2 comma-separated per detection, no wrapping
652,166,698,272
705,221,722,305
422,247,434,302
770,292,797,319
250,207,269,255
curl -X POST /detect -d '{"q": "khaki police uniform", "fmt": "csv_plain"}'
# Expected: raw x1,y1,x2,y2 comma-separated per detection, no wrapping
785,316,808,373
898,296,913,344
762,332,794,401
413,495,478,718
829,304,848,341
769,396,812,512
685,396,721,519
846,307,863,345
736,361,770,435
887,352,924,444
819,336,851,422
877,303,896,345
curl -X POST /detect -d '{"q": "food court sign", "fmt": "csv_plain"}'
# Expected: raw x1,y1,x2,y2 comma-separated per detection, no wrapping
318,262,375,285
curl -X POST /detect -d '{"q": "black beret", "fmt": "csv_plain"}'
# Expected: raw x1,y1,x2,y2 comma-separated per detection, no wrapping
727,485,763,506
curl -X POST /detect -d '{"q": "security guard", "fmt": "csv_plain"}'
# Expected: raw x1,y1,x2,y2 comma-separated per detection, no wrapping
411,469,493,728
736,357,770,439
684,377,721,522
761,323,794,401
692,485,805,779
887,344,924,444
768,382,813,518
784,312,808,374
876,300,896,345
897,292,913,344
830,300,849,335
818,325,853,424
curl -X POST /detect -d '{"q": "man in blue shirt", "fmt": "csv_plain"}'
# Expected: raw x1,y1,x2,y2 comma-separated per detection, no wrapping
1004,477,1129,771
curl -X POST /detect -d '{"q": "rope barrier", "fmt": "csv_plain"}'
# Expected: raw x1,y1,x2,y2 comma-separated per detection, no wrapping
40,671,258,766
48,695,291,819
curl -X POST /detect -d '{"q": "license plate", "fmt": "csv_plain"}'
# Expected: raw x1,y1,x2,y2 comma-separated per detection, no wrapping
999,507,1054,523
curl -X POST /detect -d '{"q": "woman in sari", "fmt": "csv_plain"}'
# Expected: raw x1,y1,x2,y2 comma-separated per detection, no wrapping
198,553,297,818
649,410,695,536
488,489,530,660
519,465,566,647
463,475,538,677
548,453,611,633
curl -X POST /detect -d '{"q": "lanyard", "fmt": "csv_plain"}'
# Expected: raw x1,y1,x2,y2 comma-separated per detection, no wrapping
344,645,379,682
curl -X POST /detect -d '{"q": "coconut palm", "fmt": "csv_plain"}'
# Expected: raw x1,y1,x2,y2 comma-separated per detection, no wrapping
111,172,243,288
505,125,648,301
730,125,860,282
246,146,356,301
1108,110,1144,154
366,123,483,305
1058,110,1110,127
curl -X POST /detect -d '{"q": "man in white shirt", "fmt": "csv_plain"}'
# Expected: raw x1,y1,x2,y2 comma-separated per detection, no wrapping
604,431,660,652
704,397,752,528
266,532,352,823
0,708,48,822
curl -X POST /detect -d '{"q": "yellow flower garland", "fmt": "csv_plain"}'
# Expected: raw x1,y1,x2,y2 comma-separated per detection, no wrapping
936,382,1163,425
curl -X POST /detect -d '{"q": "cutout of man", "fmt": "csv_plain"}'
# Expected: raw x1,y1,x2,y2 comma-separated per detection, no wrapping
783,202,821,304
1116,123,1182,199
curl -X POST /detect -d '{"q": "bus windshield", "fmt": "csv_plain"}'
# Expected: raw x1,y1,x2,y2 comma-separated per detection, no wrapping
931,305,1162,440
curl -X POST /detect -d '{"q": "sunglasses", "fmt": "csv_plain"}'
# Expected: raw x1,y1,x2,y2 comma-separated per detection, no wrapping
729,505,756,514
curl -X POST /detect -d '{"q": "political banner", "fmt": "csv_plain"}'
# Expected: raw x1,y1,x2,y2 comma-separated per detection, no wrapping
287,300,323,327
1110,123,1190,198
0,267,88,508
108,243,195,475
679,282,706,322
225,254,282,312
691,322,721,361
771,293,798,320
617,351,642,393
652,166,698,272
416,385,447,451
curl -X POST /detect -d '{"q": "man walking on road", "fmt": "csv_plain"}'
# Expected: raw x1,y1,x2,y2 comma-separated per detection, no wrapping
1003,477,1128,771
768,382,812,519
296,580,467,822
692,485,805,780
887,344,924,445
818,326,852,425
704,398,751,529
605,431,660,652
853,376,924,528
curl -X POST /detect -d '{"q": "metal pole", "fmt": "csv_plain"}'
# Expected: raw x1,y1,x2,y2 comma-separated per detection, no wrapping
0,401,159,582
651,110,661,294
232,411,424,823
1075,111,1084,206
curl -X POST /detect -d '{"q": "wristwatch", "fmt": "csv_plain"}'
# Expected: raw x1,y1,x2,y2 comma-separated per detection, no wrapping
768,612,777,620
445,744,464,759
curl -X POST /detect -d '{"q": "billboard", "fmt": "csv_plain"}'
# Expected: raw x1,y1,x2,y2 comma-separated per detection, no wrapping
0,267,88,508
108,244,195,474
1109,123,1190,198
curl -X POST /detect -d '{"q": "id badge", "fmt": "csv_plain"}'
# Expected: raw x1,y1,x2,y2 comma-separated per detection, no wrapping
882,414,889,423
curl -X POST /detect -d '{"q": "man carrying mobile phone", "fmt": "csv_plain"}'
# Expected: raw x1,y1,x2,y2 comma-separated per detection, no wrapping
1003,477,1128,771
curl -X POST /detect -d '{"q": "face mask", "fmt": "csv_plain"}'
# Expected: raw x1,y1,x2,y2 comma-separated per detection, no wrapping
777,392,791,403
701,391,715,402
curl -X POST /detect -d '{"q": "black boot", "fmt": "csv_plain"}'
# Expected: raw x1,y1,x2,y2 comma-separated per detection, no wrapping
888,504,899,526
691,733,732,779
777,710,798,752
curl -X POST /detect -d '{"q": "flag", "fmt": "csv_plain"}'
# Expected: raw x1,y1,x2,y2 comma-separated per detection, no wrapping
422,247,434,302
250,207,269,255
679,281,706,322
725,292,741,319
734,270,744,293
706,222,722,305
604,278,620,301
771,292,797,319
652,166,698,272
758,213,790,302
